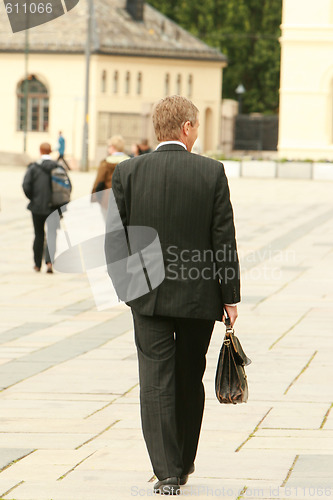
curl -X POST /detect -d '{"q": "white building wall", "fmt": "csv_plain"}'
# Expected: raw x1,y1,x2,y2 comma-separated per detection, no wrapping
0,53,85,164
278,0,333,159
93,56,223,161
0,52,224,166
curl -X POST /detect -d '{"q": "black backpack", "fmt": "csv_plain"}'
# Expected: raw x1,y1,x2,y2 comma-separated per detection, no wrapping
50,164,71,208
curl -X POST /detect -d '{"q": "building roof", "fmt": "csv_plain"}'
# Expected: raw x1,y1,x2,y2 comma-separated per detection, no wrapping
0,0,226,62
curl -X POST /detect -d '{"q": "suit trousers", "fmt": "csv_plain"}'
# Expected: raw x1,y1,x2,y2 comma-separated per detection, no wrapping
131,309,214,481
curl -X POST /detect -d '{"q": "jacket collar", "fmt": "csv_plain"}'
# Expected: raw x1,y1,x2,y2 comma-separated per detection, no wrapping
105,153,130,164
154,144,187,153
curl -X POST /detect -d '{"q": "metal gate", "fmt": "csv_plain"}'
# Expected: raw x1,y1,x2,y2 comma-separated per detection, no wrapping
234,115,278,151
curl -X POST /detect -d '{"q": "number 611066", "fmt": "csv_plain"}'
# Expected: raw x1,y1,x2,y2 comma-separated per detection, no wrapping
5,3,53,14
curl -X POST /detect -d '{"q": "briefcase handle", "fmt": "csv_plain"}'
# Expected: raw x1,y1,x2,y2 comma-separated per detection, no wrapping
224,316,252,367
224,316,234,337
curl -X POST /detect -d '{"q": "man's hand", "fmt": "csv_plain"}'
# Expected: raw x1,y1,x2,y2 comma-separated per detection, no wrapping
222,305,238,327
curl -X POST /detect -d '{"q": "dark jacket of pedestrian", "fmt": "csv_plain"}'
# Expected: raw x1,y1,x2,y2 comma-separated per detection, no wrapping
23,160,56,215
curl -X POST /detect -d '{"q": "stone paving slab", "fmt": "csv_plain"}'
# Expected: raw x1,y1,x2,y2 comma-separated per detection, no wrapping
0,417,118,434
1,168,333,499
0,450,34,472
0,433,96,450
0,324,53,345
0,392,116,402
243,437,333,451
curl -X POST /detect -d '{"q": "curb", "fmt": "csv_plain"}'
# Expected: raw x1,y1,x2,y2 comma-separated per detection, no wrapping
221,160,333,181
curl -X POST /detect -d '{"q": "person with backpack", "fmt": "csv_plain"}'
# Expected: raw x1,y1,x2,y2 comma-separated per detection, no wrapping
22,142,72,273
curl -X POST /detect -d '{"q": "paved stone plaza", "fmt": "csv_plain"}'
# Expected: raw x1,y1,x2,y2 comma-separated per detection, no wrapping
0,165,332,500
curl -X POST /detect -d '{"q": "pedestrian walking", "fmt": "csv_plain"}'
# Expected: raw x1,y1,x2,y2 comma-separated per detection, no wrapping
130,143,142,157
91,135,129,218
138,138,152,154
22,143,65,273
56,131,71,170
105,96,240,495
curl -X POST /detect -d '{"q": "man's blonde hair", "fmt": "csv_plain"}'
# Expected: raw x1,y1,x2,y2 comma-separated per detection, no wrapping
152,95,199,141
108,135,125,152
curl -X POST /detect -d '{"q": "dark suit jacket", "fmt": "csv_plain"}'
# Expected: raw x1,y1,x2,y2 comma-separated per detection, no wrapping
106,144,240,321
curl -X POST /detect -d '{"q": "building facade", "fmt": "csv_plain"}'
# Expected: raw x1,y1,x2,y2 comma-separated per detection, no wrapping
0,0,226,166
279,0,333,160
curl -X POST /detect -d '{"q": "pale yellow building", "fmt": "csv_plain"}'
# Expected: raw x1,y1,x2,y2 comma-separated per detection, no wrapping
279,0,333,160
0,0,226,166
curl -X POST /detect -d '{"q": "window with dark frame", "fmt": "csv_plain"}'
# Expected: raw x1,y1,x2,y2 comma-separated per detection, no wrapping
113,71,119,93
101,70,107,93
125,71,130,94
188,74,193,98
165,73,170,96
137,72,142,95
176,74,182,95
17,75,49,132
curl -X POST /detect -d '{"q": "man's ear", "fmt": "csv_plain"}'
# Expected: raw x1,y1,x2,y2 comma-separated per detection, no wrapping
183,121,190,137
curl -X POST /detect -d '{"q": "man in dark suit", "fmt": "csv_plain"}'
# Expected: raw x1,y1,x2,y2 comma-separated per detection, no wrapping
105,96,240,495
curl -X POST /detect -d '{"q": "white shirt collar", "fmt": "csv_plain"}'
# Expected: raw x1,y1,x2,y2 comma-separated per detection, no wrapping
155,141,187,150
41,154,52,160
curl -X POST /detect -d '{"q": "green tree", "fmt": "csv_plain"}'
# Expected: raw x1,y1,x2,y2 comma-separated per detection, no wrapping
148,0,282,114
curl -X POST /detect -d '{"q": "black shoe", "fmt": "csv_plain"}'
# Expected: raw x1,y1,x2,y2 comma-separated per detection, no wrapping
153,477,180,495
46,263,53,274
179,463,195,486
